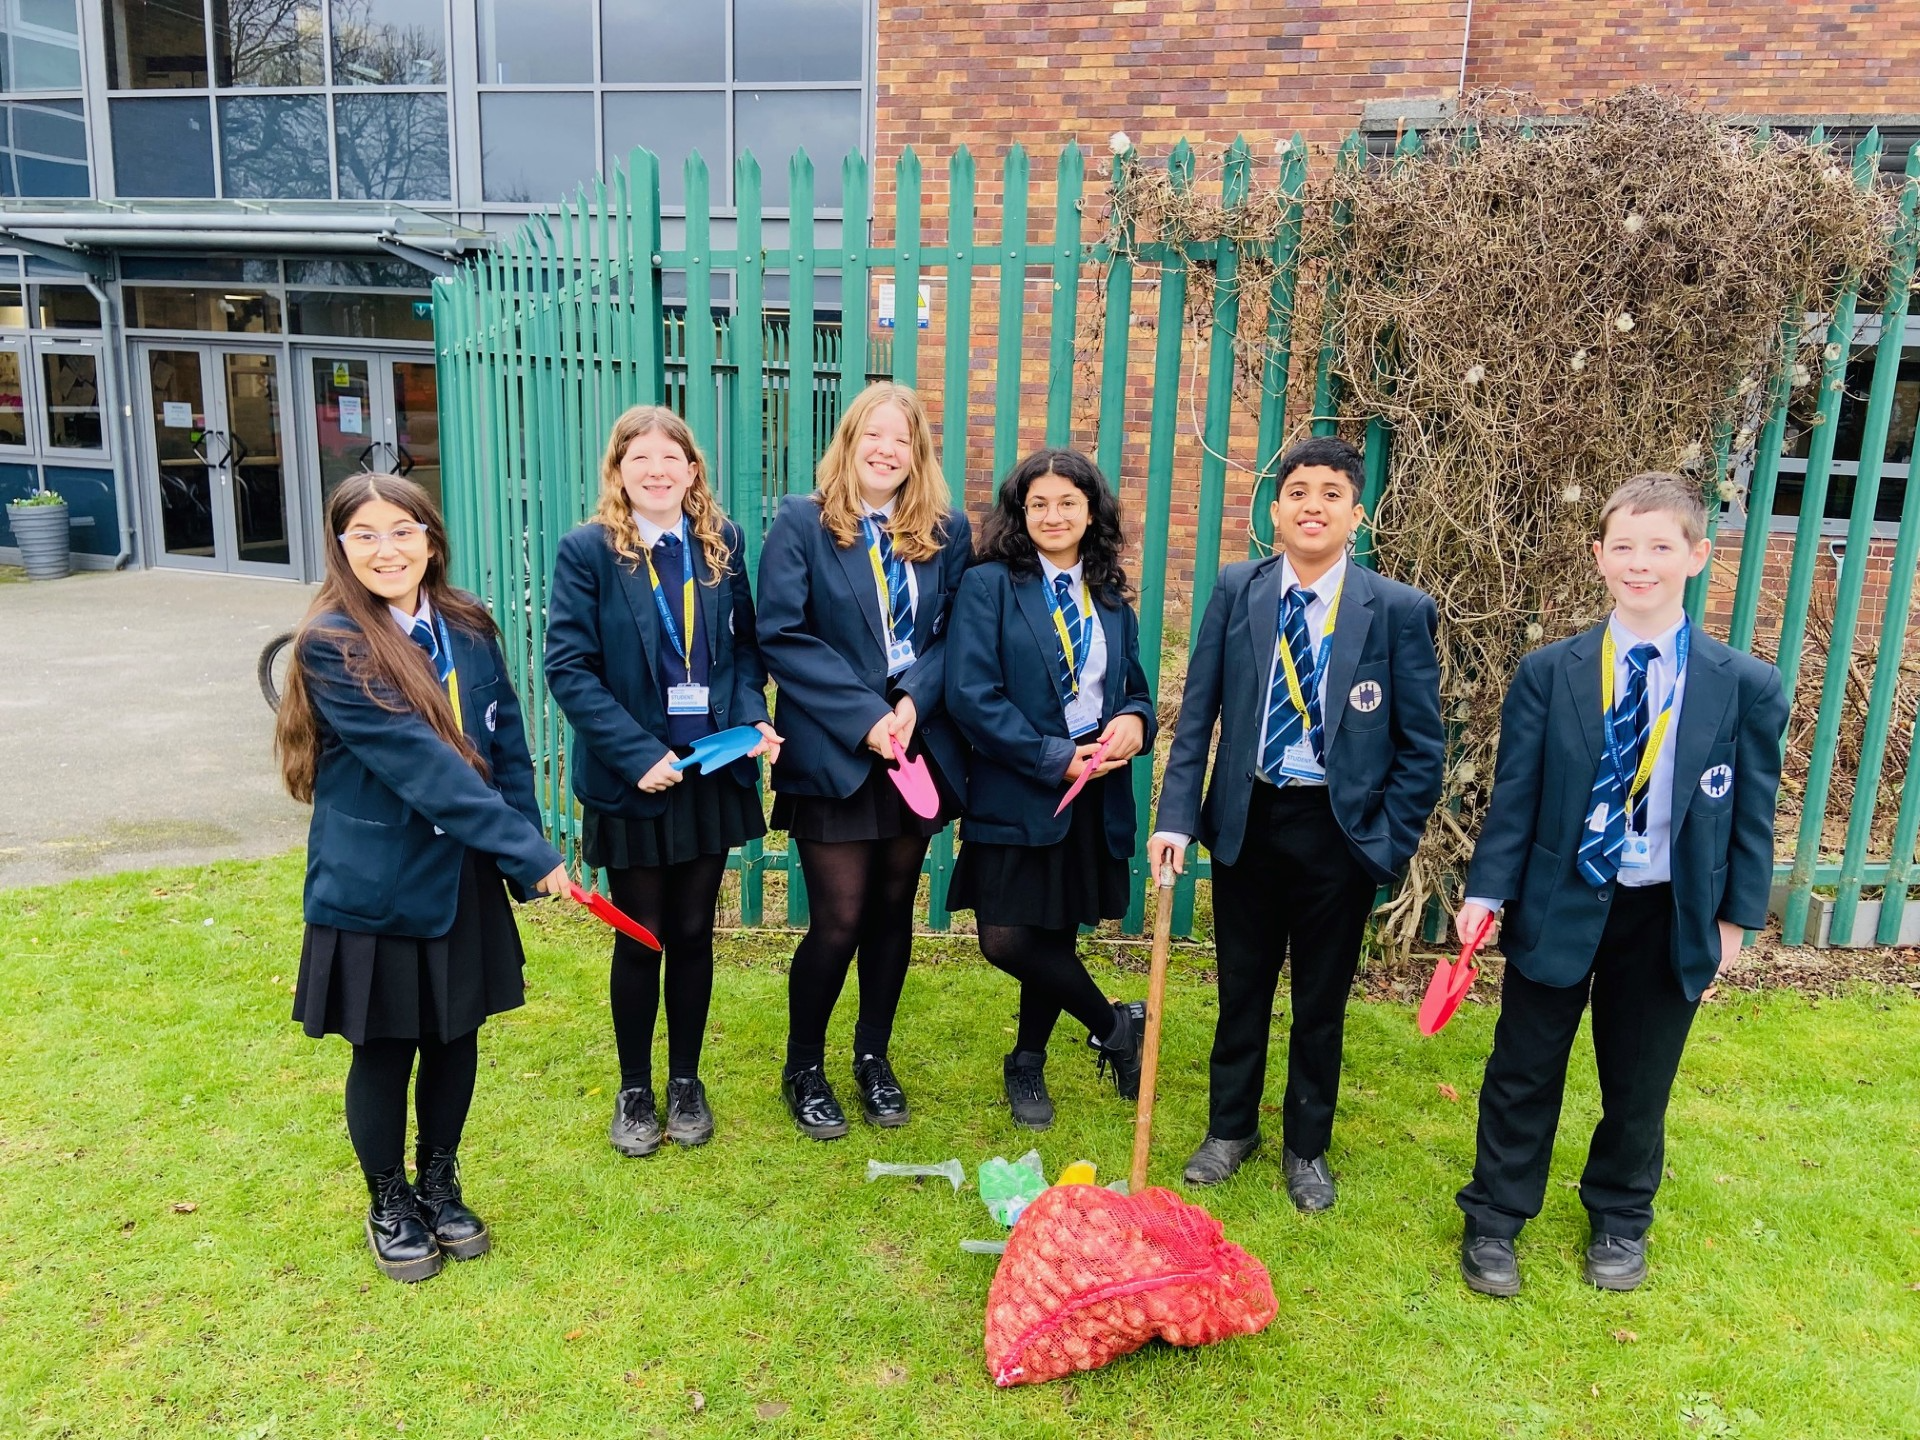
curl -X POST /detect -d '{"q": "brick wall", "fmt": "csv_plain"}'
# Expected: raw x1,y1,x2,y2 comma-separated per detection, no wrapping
1465,1,1920,112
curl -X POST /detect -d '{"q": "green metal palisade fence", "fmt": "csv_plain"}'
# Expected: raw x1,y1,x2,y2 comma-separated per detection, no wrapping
436,135,1920,947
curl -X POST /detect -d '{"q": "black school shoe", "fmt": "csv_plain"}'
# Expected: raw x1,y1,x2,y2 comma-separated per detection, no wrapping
1281,1148,1336,1213
1091,1000,1147,1100
363,1164,443,1284
1182,1131,1262,1185
782,1064,850,1140
665,1077,715,1147
1584,1233,1648,1291
1003,1050,1055,1131
609,1086,662,1157
853,1053,910,1127
1460,1232,1522,1297
414,1145,491,1260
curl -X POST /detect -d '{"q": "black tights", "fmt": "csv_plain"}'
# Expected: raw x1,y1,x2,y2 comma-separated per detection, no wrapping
344,1031,478,1176
785,834,929,1074
605,852,728,1091
978,924,1117,1056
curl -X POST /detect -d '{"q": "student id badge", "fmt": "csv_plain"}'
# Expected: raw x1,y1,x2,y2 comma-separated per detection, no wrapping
886,636,916,674
667,683,710,716
1619,832,1652,870
1277,739,1326,783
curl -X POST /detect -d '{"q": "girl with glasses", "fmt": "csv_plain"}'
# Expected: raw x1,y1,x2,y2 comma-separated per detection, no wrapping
277,473,570,1283
945,448,1155,1129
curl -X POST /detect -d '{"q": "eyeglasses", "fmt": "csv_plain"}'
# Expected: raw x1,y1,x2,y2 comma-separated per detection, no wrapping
1025,499,1087,518
338,523,430,552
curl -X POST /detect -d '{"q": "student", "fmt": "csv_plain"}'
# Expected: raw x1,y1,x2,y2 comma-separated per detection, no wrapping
278,473,570,1284
1453,472,1788,1297
1150,435,1444,1204
945,448,1157,1129
756,381,971,1139
545,405,780,1158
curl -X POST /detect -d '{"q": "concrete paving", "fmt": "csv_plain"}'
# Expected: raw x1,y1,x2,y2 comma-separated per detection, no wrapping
0,567,317,890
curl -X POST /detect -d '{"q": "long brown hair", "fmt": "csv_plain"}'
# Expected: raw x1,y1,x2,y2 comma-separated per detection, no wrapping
813,382,950,562
592,405,732,583
275,473,495,804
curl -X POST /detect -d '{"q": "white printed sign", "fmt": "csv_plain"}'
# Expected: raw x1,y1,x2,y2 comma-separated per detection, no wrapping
877,281,931,330
162,402,193,428
339,395,364,435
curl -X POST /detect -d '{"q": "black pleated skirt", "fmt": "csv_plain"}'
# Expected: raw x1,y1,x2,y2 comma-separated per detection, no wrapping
293,849,525,1045
772,758,959,843
582,768,766,871
947,773,1131,930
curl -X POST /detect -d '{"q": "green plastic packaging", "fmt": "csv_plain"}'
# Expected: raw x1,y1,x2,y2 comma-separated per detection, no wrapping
977,1150,1047,1226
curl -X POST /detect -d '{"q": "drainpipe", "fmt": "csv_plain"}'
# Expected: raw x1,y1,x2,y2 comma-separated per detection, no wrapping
82,273,137,569
1458,0,1474,96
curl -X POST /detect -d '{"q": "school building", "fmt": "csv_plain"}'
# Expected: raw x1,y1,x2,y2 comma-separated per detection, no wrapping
0,0,1912,592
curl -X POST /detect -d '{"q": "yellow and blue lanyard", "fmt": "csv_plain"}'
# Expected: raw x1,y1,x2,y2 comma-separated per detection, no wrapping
1275,579,1343,720
1043,573,1096,697
1600,620,1688,821
862,516,908,643
431,612,464,733
641,519,698,667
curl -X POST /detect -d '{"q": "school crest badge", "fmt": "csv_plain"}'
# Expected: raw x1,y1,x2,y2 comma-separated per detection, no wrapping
1700,763,1732,799
1349,679,1383,713
485,700,499,733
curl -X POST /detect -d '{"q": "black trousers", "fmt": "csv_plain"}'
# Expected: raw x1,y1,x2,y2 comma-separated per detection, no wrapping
1207,784,1378,1155
1457,882,1700,1242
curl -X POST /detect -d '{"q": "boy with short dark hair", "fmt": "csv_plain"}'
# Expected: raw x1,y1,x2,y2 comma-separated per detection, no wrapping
1454,472,1789,1296
1151,435,1445,1205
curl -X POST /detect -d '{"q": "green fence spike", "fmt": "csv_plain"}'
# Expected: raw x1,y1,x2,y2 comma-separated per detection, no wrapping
840,149,871,397
1250,135,1308,557
1044,141,1085,446
892,147,922,387
993,143,1031,483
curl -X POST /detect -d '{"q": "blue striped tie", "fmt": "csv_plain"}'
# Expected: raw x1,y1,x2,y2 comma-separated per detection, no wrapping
1052,573,1082,699
871,516,913,648
1577,641,1658,887
1260,586,1318,781
408,618,450,682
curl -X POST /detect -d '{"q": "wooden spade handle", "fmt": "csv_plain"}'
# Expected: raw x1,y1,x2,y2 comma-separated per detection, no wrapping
1130,866,1177,1194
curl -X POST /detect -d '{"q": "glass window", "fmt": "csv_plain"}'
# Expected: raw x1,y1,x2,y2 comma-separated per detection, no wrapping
128,286,282,333
220,94,330,199
601,0,722,82
287,290,433,340
734,89,860,206
4,0,83,89
109,97,215,198
603,90,724,206
334,91,450,200
480,91,593,204
214,0,323,86
0,284,23,326
0,347,25,445
331,0,446,86
733,0,863,82
34,285,98,328
122,256,278,282
103,0,210,88
285,257,433,287
0,98,88,198
477,0,590,83
41,348,101,449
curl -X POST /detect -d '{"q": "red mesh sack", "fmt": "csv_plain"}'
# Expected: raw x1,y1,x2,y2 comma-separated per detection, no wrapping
983,1183,1277,1387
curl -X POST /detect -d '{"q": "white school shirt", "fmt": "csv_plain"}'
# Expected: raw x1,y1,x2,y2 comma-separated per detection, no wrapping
632,510,689,549
389,595,433,636
1150,552,1347,854
1466,609,1688,912
1039,556,1108,739
863,495,920,621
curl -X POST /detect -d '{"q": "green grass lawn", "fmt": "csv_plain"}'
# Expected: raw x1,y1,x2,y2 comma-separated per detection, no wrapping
3,855,1918,1439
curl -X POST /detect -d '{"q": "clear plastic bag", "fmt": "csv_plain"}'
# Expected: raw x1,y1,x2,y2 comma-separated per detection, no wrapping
865,1158,966,1191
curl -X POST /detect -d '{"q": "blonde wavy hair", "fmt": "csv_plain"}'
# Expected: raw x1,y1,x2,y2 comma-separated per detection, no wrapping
592,405,731,584
814,382,950,562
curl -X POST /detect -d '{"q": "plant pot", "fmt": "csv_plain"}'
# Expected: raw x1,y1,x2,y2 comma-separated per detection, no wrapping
6,500,71,580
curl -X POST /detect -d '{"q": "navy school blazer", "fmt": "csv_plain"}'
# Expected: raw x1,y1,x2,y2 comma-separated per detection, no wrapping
543,518,769,820
1154,555,1446,883
946,561,1157,853
755,493,972,800
1464,622,1789,1001
301,605,565,938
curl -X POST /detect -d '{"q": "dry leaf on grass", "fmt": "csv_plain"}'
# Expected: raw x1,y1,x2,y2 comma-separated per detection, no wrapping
1438,1083,1461,1102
